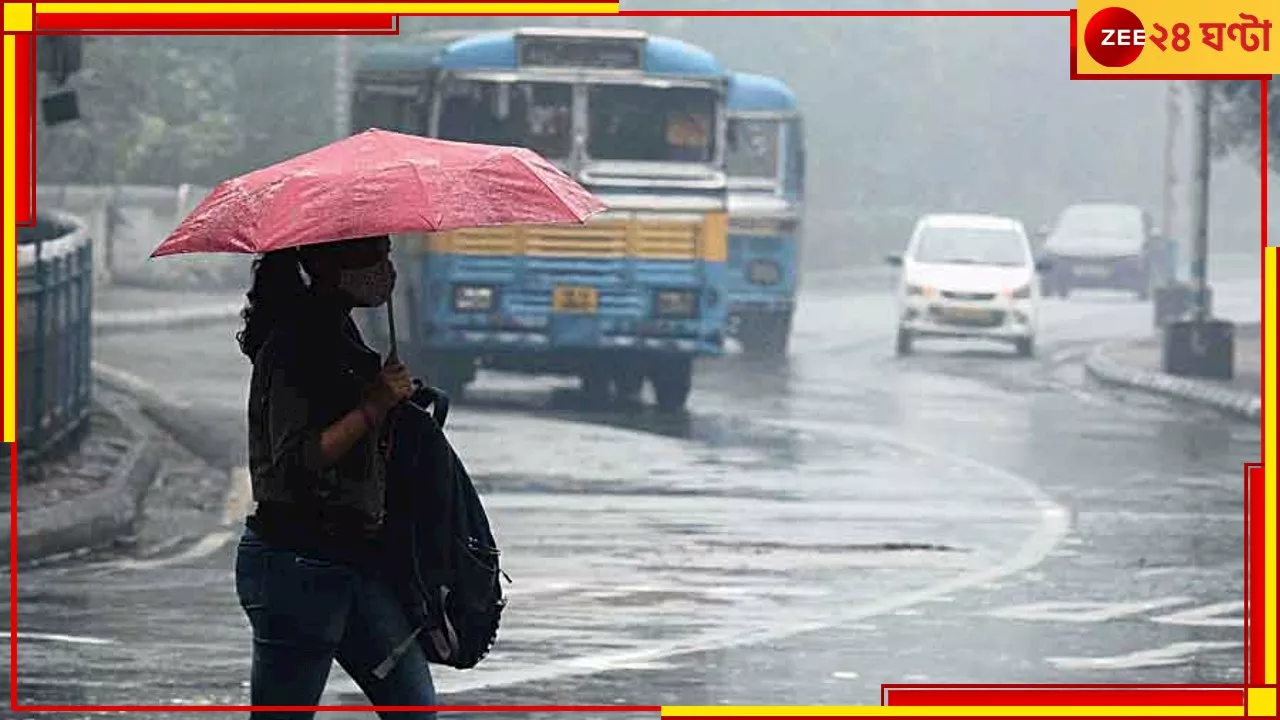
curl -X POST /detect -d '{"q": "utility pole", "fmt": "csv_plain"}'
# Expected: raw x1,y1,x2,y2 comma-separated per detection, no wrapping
334,35,351,140
1189,79,1212,322
1163,78,1233,380
1160,81,1179,252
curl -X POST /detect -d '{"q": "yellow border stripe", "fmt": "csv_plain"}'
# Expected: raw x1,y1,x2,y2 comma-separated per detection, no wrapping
3,34,14,445
36,3,618,13
660,707,1242,717
1249,688,1276,718
1266,246,1277,686
3,3,34,31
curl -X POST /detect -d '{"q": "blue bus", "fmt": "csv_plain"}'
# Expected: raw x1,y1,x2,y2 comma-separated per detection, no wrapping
350,28,730,412
724,72,805,356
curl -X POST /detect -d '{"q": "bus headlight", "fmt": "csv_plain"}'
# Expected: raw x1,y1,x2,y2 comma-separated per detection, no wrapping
747,260,781,285
453,285,495,312
654,289,699,318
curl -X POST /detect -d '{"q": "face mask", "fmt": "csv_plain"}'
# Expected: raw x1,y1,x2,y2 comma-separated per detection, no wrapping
337,260,395,307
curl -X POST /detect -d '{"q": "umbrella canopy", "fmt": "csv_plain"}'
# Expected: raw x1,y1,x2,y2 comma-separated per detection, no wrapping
150,129,606,258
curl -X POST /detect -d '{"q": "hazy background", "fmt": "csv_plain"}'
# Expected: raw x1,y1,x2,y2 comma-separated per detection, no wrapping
36,2,1278,276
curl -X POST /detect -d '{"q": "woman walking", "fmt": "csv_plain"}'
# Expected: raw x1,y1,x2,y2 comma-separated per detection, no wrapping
232,235,436,717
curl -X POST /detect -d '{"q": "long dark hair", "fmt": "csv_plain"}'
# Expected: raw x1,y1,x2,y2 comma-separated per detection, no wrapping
236,248,308,360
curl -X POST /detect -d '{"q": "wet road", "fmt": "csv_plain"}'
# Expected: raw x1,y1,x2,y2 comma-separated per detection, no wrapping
4,257,1259,715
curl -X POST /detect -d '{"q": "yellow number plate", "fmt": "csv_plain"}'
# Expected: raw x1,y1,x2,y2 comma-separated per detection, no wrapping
552,286,598,313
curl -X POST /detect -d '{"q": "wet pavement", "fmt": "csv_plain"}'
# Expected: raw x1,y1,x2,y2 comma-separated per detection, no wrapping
3,256,1260,716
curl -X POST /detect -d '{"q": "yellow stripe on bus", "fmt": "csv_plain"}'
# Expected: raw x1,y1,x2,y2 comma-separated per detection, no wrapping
423,214,728,262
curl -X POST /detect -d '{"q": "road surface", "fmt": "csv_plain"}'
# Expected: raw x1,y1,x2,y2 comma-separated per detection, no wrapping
5,257,1259,717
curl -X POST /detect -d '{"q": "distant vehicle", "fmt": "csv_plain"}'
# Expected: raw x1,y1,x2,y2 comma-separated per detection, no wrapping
887,213,1048,357
724,72,806,357
1038,203,1172,300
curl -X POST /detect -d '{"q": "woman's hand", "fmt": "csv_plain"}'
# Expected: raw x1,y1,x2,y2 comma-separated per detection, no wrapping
365,358,413,416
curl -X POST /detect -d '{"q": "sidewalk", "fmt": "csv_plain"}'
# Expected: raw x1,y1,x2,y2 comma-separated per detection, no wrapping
1084,322,1263,421
93,285,244,332
10,282,246,563
3,397,160,563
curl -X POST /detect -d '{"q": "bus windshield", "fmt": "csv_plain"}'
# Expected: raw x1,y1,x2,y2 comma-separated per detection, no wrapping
435,79,573,160
587,85,717,163
727,118,781,180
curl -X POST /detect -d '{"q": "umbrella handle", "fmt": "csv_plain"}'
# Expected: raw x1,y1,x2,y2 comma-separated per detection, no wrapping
385,294,399,364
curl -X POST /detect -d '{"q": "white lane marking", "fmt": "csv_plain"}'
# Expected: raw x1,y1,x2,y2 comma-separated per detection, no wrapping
1150,600,1244,628
987,597,1194,623
1046,641,1242,671
328,423,1069,698
91,360,191,410
831,671,860,680
15,632,117,645
94,530,236,572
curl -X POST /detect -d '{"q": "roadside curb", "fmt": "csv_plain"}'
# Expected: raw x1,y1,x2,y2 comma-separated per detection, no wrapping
2,394,161,565
1084,340,1262,422
91,303,242,334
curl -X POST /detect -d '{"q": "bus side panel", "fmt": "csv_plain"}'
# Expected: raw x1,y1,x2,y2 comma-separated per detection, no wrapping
727,231,799,314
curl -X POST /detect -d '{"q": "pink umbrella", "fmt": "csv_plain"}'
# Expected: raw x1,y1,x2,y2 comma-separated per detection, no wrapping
150,128,606,258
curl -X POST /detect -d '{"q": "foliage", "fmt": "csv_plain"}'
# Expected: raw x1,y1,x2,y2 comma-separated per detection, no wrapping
37,36,333,187
1210,78,1278,169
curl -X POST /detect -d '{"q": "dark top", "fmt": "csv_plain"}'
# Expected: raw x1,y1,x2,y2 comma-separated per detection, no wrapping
244,298,386,568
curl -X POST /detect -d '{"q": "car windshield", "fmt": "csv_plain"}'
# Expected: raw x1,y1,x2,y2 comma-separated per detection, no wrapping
1050,205,1144,250
912,225,1029,267
587,85,717,163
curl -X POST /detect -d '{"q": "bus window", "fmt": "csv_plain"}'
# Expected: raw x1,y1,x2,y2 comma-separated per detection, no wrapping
518,83,572,158
785,118,805,195
587,85,716,163
727,118,781,180
436,79,572,159
351,91,421,134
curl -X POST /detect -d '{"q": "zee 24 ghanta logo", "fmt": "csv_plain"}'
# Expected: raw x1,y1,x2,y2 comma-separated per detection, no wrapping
1084,6,1273,67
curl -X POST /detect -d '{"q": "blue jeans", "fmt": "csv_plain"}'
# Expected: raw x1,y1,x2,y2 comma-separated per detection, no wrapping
235,527,437,719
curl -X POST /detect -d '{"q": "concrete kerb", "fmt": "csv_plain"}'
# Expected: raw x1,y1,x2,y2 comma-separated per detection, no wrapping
92,303,243,334
3,396,161,566
1084,341,1262,422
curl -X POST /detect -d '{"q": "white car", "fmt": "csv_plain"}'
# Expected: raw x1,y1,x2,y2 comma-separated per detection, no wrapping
887,213,1049,357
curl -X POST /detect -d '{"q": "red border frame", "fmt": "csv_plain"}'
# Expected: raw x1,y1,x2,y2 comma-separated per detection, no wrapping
5,5,1272,714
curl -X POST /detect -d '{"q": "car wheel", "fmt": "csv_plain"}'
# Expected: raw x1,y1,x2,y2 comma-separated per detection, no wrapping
895,328,914,356
1015,335,1035,358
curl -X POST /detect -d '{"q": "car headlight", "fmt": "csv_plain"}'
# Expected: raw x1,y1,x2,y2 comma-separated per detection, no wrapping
905,283,931,297
1008,284,1032,300
654,289,699,318
453,285,494,311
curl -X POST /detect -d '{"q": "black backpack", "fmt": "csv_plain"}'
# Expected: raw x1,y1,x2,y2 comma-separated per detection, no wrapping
374,384,508,677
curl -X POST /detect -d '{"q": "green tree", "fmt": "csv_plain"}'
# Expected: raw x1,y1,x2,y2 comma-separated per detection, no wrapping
36,35,336,187
37,37,244,186
1211,78,1278,170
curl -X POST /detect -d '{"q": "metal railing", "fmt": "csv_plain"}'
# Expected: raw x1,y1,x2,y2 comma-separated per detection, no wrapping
17,210,94,463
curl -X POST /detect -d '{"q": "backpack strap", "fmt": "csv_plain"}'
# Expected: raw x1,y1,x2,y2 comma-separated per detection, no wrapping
409,381,450,428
